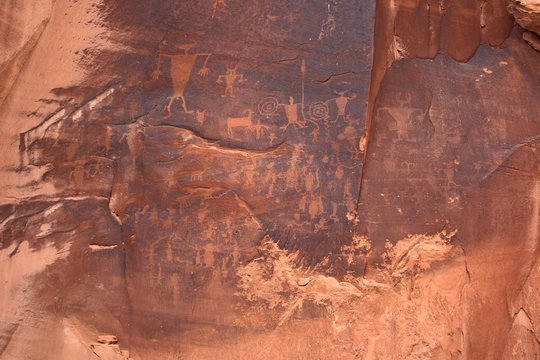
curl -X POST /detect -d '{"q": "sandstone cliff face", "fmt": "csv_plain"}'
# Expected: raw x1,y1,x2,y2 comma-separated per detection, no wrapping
0,1,539,359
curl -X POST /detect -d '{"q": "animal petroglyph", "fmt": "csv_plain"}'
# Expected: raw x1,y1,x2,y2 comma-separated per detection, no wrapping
226,110,269,139
153,41,211,117
217,64,244,97
226,110,253,135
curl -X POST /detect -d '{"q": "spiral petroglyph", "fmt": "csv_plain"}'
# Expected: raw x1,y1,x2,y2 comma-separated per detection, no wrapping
258,97,279,116
309,101,329,121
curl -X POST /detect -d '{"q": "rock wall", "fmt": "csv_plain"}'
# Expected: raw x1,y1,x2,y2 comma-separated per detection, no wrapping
0,0,539,359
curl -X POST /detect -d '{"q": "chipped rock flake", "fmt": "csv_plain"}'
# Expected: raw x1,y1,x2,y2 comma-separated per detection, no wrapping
234,232,468,358
384,230,457,278
235,237,364,323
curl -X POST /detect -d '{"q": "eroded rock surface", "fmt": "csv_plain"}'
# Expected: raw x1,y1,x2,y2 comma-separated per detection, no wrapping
0,0,539,359
509,0,540,35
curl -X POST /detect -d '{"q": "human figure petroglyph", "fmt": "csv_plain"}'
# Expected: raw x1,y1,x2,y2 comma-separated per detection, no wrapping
281,96,305,129
226,110,253,135
284,144,308,191
258,93,320,131
268,132,278,145
195,110,206,126
332,91,356,122
306,91,357,124
129,101,138,121
70,163,85,187
330,202,340,223
334,123,363,159
104,126,113,155
152,41,211,117
217,64,244,97
376,91,422,140
119,118,145,156
211,0,227,19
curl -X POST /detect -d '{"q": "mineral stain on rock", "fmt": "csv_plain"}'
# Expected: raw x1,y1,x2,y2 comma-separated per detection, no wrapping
0,0,539,359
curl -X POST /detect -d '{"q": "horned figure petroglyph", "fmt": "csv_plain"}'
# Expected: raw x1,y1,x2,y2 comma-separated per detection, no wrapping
375,91,418,140
152,41,211,117
226,110,253,135
217,64,244,97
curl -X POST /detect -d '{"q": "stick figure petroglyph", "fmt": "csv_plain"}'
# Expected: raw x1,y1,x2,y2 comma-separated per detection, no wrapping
152,41,211,117
217,64,244,98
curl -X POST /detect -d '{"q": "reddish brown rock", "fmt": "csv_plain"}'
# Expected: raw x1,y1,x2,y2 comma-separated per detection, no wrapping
0,0,539,359
509,0,540,34
523,30,540,50
393,0,513,62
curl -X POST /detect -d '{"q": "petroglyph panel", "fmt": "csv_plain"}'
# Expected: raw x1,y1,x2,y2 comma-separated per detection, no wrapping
2,0,539,359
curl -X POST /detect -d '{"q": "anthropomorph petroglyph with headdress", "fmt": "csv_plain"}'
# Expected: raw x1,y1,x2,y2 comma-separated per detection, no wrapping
152,40,211,117
332,91,356,122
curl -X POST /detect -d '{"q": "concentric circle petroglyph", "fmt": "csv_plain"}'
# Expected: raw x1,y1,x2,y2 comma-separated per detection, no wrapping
309,101,329,121
258,97,279,116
